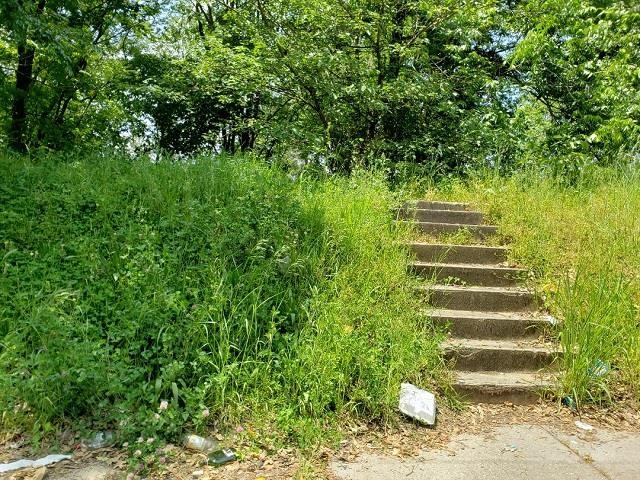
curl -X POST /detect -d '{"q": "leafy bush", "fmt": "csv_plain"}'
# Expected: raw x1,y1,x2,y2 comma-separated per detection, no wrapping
0,152,443,444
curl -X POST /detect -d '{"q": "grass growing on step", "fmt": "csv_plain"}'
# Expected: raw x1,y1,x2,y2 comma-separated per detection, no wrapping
422,169,640,404
0,152,445,449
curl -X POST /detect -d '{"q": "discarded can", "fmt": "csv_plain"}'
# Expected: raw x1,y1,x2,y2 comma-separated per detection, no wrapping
208,448,236,466
184,435,218,452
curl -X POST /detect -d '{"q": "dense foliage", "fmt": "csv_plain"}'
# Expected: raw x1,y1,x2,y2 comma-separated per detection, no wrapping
436,167,640,405
1,1,638,174
1,0,639,450
509,0,640,179
0,153,443,442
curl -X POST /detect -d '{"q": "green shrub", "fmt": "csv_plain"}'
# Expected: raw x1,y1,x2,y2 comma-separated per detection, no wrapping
0,153,443,444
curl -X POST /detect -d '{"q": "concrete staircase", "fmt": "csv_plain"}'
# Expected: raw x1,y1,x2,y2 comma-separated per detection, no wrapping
400,200,559,404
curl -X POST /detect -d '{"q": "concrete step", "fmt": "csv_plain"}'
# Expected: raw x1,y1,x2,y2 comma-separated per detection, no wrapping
409,243,509,265
415,222,498,239
411,262,526,287
453,371,554,404
443,338,561,372
421,285,538,312
407,201,469,211
427,309,558,339
398,209,484,225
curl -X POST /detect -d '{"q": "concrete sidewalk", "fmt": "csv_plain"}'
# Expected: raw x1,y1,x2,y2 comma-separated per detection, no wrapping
331,424,640,480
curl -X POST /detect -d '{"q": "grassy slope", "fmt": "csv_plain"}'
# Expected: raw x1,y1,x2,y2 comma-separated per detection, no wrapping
427,170,640,405
0,153,444,447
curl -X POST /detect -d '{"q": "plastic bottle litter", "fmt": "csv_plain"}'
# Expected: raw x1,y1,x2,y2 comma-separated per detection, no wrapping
184,435,218,452
0,454,72,474
562,396,577,411
85,431,115,449
208,448,236,466
589,359,610,378
398,383,436,425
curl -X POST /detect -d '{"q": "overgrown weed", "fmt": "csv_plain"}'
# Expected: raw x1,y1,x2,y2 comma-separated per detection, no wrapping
425,167,640,404
0,152,444,447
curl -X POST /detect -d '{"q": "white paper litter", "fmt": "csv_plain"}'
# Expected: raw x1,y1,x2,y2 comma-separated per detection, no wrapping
543,314,560,326
575,420,595,432
398,383,436,425
0,454,72,473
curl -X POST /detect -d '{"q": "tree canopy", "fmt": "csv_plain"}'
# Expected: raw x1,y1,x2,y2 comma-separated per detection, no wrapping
1,0,638,174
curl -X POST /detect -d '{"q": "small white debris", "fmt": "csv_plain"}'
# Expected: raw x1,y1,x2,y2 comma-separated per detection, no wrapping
192,469,205,477
502,444,518,453
399,383,436,425
543,314,560,326
575,420,595,432
0,454,72,474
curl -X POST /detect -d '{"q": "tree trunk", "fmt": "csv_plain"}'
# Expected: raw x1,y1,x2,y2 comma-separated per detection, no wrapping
387,6,407,81
9,0,47,152
9,43,36,152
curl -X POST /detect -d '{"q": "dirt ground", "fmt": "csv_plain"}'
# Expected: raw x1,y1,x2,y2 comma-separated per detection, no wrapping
2,399,639,480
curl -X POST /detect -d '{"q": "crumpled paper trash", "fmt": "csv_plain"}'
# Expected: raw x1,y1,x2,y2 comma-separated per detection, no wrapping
399,383,436,425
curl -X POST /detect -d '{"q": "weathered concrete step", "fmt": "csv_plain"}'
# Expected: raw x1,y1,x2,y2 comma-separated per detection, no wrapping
415,222,498,239
411,262,526,287
420,285,538,312
443,339,561,372
427,309,558,339
398,209,483,225
453,371,554,404
407,201,469,211
409,243,509,265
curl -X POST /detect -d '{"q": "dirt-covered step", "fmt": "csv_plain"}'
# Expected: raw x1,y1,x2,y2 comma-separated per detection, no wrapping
405,200,470,211
409,242,509,265
442,338,561,372
427,309,558,340
419,285,538,312
453,370,555,405
397,208,484,225
414,222,498,239
411,262,526,287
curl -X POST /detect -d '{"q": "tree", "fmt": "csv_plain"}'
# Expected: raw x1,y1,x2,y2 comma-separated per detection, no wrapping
509,0,640,172
243,0,514,173
0,0,158,151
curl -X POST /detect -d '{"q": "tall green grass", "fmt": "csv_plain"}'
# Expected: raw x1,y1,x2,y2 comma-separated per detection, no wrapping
0,152,443,445
428,169,640,405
